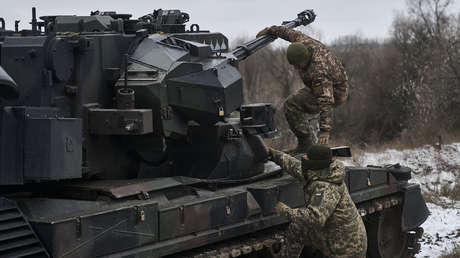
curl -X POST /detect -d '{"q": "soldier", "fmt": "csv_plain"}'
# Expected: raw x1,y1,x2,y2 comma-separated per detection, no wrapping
257,26,349,151
269,145,367,258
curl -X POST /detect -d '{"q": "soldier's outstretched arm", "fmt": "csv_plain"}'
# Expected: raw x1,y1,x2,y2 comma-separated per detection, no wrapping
267,26,316,45
278,181,341,227
269,148,305,183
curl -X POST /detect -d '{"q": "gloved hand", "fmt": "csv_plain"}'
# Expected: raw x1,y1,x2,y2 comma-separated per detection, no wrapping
267,147,275,160
318,131,329,145
256,26,274,38
275,201,287,214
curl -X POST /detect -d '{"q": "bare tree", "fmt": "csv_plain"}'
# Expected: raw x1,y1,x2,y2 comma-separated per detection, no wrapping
392,0,460,132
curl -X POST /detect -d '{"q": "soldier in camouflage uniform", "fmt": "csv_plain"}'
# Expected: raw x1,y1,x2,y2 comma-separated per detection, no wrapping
269,145,367,258
257,26,349,150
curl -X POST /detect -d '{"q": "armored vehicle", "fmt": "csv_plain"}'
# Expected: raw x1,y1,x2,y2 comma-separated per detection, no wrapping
0,8,428,258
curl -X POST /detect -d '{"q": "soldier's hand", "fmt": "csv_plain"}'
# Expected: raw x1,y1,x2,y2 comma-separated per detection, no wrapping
318,131,330,145
275,201,286,214
256,26,273,38
267,147,275,160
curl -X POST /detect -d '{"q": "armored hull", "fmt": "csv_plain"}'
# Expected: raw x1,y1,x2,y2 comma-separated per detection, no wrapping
0,165,426,258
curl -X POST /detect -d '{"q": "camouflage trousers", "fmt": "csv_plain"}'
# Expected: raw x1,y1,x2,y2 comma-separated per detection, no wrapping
283,86,347,151
283,87,320,151
280,216,367,258
280,222,324,257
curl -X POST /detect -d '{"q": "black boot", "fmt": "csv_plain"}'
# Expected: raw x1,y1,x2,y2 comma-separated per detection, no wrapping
295,137,313,154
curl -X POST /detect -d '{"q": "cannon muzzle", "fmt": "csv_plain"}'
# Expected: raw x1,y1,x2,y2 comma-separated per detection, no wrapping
232,9,316,61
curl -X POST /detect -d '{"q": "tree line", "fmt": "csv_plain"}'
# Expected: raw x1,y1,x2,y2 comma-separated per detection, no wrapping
238,0,460,149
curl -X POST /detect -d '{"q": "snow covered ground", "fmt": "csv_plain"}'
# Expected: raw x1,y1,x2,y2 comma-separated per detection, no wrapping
418,201,460,257
342,143,460,257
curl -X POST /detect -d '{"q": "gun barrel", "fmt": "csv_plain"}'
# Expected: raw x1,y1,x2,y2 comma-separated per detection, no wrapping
231,9,316,61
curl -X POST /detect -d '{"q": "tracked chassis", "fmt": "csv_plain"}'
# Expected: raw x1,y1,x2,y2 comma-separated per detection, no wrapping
0,8,428,258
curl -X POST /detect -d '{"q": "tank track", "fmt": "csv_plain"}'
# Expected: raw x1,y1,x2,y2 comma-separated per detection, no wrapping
171,226,288,258
172,194,423,258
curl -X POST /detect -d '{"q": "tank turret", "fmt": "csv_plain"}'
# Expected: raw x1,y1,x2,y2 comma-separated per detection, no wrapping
0,8,314,183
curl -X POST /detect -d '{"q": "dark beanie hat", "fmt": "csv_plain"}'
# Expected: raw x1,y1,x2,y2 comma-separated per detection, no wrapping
301,145,333,171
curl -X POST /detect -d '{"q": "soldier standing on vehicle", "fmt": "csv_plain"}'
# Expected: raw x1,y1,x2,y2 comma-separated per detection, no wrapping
269,145,367,258
257,26,349,151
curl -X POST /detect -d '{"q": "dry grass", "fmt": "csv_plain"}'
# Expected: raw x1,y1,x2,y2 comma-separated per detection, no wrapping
439,245,460,258
438,179,460,202
422,175,460,208
422,192,455,209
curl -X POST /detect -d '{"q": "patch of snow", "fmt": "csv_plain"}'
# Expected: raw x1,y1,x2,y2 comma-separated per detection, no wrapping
341,143,460,257
417,202,460,257
343,143,460,194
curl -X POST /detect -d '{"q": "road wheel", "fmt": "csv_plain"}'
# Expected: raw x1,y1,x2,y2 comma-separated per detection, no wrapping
365,206,410,258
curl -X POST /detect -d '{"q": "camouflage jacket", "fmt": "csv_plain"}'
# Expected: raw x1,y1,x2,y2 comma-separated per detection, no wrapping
270,26,349,132
271,149,367,257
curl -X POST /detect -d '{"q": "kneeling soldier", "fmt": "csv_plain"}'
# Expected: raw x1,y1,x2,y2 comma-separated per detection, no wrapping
270,145,367,258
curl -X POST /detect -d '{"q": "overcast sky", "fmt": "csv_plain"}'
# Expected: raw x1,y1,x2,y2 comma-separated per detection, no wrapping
3,0,460,45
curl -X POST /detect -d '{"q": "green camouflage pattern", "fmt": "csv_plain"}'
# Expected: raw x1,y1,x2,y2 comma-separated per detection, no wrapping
268,25,349,133
271,149,367,257
284,87,320,151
